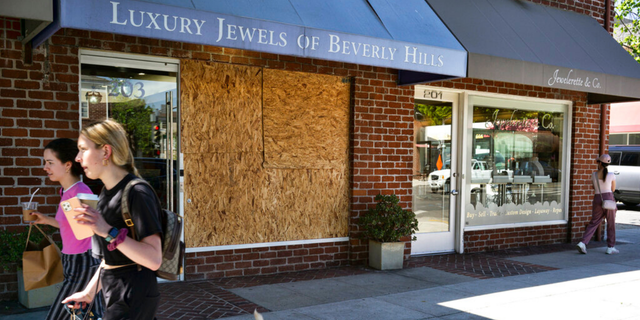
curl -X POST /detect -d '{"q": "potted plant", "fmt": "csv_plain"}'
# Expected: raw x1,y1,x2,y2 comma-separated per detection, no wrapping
358,194,419,270
0,226,63,309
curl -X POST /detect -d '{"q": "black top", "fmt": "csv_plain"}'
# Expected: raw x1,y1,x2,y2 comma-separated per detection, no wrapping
92,173,163,266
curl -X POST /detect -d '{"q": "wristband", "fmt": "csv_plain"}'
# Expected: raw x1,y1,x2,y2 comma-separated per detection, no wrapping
107,228,129,251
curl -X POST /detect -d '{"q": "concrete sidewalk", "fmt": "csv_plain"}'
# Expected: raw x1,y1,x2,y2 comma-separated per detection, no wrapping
2,227,639,320
222,228,640,320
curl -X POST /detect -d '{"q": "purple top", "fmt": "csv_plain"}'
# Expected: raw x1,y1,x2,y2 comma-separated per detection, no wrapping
55,182,93,255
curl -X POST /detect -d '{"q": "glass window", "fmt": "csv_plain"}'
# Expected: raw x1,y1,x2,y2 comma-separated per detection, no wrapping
629,134,640,145
609,134,627,145
412,102,453,233
620,153,640,166
81,102,89,118
80,62,179,211
465,96,566,227
610,152,621,165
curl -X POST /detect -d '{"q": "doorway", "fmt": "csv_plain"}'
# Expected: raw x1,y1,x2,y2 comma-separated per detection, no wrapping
79,50,180,215
411,89,460,254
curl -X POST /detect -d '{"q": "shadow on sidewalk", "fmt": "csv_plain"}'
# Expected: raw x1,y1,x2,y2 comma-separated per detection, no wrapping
156,240,616,320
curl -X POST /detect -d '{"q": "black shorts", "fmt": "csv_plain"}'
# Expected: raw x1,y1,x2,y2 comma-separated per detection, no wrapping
101,265,160,320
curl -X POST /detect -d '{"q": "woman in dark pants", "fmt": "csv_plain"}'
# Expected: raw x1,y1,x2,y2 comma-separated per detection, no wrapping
577,154,618,255
62,119,163,320
31,138,104,320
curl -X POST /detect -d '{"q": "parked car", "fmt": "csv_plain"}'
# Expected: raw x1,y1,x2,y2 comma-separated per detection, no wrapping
609,145,640,206
429,160,492,192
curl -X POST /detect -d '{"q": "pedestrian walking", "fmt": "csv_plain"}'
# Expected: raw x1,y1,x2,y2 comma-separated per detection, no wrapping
30,138,104,320
62,119,163,320
576,154,619,255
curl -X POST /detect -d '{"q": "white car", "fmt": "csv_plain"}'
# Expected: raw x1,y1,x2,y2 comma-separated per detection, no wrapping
429,168,451,192
428,160,493,192
609,146,640,206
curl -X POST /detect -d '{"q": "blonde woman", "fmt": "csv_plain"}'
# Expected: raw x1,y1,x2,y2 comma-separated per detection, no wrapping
31,138,103,320
62,119,163,320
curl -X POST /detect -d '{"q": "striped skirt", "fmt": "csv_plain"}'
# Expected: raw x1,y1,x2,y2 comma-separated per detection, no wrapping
46,250,104,320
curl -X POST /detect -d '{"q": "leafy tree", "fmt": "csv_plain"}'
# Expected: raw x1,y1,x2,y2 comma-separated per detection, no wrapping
110,99,155,157
415,104,452,125
615,0,640,62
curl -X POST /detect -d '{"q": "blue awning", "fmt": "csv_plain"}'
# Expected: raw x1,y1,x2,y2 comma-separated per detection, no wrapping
34,0,467,80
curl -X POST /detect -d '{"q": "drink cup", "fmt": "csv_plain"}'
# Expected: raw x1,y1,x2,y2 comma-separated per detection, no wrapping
22,202,38,222
77,193,99,209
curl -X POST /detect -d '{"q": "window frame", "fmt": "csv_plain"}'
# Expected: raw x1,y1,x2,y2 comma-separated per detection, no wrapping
462,92,572,231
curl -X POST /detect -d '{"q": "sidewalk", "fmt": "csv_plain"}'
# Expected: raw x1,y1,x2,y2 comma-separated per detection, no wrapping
2,228,639,320
218,229,640,320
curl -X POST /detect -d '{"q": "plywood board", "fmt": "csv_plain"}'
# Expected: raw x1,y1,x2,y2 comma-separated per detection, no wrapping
181,62,351,247
263,69,350,169
183,152,349,247
180,60,263,154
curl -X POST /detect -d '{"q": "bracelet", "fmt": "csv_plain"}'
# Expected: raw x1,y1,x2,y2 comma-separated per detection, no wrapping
107,228,129,251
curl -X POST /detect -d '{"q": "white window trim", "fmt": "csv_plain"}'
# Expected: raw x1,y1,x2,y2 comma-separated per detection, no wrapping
79,49,179,71
186,237,350,253
460,91,573,230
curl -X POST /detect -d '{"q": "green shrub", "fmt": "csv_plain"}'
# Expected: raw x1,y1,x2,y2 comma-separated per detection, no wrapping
0,225,58,270
358,194,419,243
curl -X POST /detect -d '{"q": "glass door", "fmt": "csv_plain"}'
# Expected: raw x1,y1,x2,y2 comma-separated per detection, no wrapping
412,89,459,254
79,52,179,214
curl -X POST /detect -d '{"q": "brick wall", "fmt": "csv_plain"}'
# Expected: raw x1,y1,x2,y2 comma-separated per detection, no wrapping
186,241,349,280
0,0,613,299
0,21,416,296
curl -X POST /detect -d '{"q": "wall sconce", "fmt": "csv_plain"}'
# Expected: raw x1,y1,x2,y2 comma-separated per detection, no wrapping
86,91,102,104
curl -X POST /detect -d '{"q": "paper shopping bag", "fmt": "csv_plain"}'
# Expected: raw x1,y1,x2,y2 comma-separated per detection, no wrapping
22,224,63,291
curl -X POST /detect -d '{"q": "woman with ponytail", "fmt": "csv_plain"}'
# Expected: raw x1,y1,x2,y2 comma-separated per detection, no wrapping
30,138,103,320
62,119,163,320
576,154,619,255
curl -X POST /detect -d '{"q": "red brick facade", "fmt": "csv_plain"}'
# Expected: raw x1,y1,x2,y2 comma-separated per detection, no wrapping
0,0,614,300
186,241,350,280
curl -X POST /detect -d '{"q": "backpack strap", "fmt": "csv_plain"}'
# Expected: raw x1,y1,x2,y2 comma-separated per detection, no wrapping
121,178,164,241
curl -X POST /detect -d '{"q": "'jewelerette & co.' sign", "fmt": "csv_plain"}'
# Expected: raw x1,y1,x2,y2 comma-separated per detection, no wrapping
544,67,606,93
58,0,467,77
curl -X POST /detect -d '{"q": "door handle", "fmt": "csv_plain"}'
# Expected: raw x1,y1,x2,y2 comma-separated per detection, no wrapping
450,189,459,195
614,171,620,175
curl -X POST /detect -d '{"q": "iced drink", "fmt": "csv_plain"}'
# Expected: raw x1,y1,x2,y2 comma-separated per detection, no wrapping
22,202,38,222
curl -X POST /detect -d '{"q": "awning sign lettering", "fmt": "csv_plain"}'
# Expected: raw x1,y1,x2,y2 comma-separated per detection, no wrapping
61,0,466,77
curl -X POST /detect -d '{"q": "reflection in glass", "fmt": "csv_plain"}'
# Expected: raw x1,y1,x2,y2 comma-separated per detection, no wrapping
466,103,565,227
413,102,452,233
80,64,178,212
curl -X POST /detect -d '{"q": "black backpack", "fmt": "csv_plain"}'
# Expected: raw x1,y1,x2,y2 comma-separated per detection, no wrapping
121,179,185,280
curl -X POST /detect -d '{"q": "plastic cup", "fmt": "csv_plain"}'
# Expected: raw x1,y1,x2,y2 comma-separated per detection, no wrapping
22,202,38,222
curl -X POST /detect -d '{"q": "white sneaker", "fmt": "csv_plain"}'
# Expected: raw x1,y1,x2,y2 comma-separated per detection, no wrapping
576,242,587,254
606,247,619,255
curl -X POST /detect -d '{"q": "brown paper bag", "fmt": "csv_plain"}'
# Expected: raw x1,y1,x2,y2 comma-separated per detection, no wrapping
22,224,63,291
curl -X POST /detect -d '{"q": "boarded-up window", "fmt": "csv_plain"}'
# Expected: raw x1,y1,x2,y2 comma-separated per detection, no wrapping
181,61,350,247
263,69,351,169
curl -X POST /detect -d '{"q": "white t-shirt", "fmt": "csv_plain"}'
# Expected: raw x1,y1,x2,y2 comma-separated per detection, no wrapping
592,171,615,194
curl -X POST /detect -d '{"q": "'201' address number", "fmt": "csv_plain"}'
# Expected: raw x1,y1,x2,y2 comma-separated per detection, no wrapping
423,90,443,100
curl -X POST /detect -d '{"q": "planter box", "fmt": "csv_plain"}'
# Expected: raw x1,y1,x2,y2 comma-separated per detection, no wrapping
17,270,62,309
368,240,405,270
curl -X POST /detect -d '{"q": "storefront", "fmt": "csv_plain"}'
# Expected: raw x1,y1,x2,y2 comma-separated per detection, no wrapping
411,87,571,254
1,0,640,300
409,0,640,254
